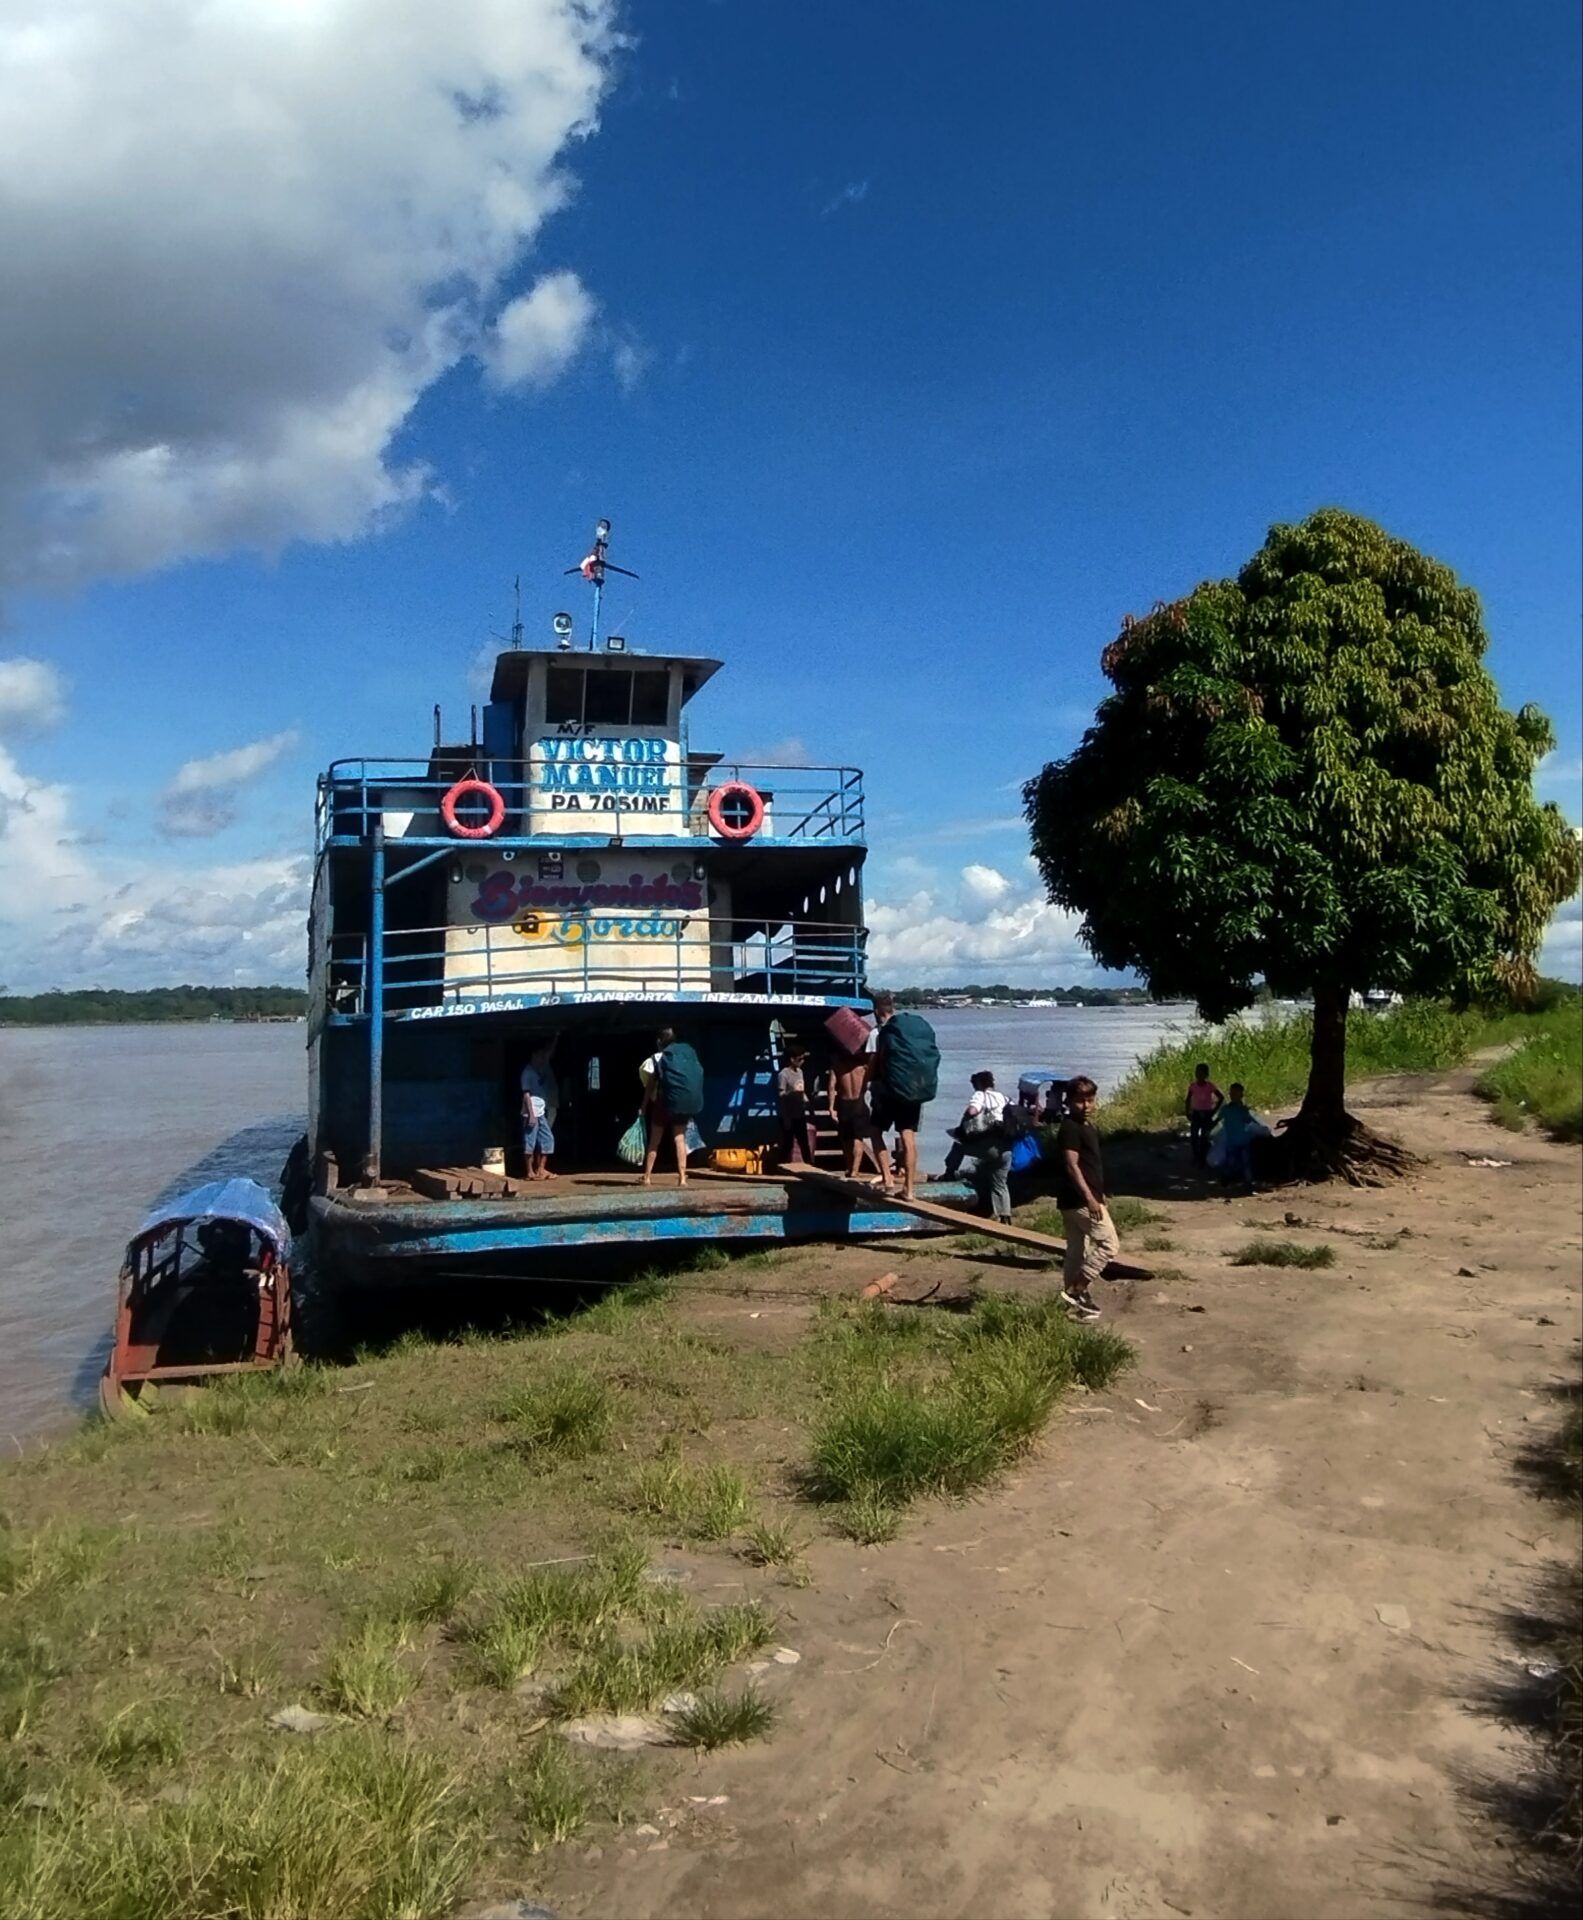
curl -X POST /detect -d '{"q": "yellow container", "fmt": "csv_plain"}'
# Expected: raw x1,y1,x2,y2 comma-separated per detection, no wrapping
708,1146,764,1175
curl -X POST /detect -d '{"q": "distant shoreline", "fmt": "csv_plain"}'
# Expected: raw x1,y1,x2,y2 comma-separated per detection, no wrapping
0,987,308,1028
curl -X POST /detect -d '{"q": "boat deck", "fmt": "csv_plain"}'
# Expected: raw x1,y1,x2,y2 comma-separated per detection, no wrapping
311,1165,982,1282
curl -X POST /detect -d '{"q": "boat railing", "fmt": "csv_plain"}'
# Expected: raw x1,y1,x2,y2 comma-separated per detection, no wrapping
316,757,865,850
326,915,868,1014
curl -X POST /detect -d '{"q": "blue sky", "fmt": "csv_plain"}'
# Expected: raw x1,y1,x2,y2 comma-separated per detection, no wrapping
1,0,1578,991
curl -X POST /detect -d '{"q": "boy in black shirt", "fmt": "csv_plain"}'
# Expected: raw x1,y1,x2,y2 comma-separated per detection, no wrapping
1055,1075,1118,1318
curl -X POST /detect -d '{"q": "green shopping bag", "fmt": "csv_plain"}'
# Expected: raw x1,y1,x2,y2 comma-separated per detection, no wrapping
616,1116,648,1166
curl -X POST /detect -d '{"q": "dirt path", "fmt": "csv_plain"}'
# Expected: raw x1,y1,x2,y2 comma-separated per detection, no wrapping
541,1068,1580,1920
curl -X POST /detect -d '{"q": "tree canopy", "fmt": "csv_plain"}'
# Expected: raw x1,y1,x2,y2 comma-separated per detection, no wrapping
1024,508,1580,1167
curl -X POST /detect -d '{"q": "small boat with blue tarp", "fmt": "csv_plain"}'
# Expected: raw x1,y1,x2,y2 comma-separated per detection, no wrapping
294,521,974,1289
102,1178,294,1414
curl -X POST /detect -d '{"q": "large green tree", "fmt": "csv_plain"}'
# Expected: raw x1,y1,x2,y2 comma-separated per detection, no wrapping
1024,508,1581,1177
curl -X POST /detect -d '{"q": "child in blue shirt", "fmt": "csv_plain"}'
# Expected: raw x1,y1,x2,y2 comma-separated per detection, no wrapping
1213,1082,1265,1191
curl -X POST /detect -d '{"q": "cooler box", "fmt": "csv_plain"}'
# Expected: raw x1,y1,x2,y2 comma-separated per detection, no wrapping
824,1007,873,1056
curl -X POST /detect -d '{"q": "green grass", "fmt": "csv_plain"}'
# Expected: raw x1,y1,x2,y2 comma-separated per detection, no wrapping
0,1734,476,1920
807,1293,1131,1517
463,1612,542,1692
631,1459,753,1541
320,1617,418,1717
670,1684,778,1751
1478,1011,1583,1142
1101,998,1574,1135
741,1515,806,1572
377,1556,476,1633
1106,1197,1166,1230
1231,1238,1337,1269
577,1272,674,1334
0,1523,104,1602
88,1701,185,1777
493,1367,615,1457
512,1741,594,1853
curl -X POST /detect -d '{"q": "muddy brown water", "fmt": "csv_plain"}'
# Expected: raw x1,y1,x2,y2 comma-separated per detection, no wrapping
0,1006,1187,1441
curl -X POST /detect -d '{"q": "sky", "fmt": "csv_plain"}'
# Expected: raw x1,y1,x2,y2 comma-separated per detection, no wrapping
0,0,1579,994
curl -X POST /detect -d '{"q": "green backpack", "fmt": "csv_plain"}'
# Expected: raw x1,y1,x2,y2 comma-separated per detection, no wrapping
876,1013,940,1104
658,1042,705,1118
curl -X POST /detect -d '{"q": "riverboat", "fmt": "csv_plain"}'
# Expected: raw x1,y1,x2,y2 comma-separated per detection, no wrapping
102,1178,294,1413
295,522,971,1286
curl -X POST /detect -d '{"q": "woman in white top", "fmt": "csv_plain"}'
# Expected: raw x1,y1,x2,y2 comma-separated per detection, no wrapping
957,1070,1013,1222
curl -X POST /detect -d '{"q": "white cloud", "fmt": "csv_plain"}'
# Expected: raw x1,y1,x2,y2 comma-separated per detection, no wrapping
0,0,618,588
159,729,300,838
821,179,870,216
610,331,653,393
1,735,309,991
742,737,814,768
1537,753,1583,811
0,657,67,734
486,271,598,390
1539,889,1582,983
866,877,1101,985
961,863,1013,905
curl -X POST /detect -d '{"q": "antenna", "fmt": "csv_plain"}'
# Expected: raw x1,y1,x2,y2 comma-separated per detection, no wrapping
510,575,524,650
563,517,639,652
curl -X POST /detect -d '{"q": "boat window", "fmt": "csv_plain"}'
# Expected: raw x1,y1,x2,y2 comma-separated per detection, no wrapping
631,669,669,725
585,670,633,725
546,667,585,724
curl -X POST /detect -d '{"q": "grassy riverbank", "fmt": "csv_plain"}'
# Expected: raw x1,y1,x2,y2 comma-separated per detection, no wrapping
0,1265,1125,1918
1102,997,1582,1140
1478,1014,1583,1143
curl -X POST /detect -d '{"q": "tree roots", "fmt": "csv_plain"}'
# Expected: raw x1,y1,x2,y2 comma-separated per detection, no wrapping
1257,1110,1422,1188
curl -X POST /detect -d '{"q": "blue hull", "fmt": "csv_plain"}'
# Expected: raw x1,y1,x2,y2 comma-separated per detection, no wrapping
309,1179,979,1286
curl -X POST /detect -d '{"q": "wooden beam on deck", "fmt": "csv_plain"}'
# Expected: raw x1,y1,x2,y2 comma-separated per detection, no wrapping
689,1164,1153,1277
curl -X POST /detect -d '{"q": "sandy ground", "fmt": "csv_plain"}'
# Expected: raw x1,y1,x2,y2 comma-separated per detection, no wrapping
537,1065,1581,1920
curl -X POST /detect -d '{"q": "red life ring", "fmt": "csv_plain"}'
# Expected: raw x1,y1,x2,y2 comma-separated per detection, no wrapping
441,777,505,839
708,780,765,840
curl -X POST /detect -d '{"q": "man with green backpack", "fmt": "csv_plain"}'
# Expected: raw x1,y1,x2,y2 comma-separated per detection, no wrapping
640,1027,705,1188
868,991,940,1202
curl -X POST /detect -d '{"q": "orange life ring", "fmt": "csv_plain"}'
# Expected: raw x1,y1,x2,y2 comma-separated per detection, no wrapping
442,777,505,839
707,780,765,840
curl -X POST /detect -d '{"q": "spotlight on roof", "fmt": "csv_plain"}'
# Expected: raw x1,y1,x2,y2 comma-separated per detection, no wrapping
595,518,611,542
552,611,574,649
605,633,627,652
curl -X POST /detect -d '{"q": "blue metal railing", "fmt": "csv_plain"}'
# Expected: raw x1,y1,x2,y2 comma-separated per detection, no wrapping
316,758,865,852
327,916,868,1015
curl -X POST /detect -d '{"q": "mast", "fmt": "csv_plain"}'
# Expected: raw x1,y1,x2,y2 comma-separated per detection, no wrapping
564,517,639,652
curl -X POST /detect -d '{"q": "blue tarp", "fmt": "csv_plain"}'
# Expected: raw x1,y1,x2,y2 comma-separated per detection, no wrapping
133,1177,289,1252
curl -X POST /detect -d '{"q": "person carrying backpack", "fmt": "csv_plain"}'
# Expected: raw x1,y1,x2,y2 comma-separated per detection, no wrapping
956,1069,1014,1224
640,1027,705,1189
868,991,939,1201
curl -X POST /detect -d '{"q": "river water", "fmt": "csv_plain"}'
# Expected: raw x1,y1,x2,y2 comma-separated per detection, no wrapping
0,1005,1186,1441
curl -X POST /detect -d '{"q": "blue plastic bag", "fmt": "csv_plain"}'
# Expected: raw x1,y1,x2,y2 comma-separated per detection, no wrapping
1008,1132,1042,1174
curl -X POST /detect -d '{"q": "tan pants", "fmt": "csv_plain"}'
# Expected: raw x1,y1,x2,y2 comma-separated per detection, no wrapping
1061,1205,1119,1292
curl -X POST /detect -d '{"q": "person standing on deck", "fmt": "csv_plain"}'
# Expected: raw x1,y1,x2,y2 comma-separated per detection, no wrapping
775,1041,818,1166
868,991,940,1202
1055,1075,1116,1319
1183,1062,1224,1167
641,1028,704,1189
520,1037,559,1181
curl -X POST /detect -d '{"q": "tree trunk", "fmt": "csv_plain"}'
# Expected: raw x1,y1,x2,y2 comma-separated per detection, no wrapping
1264,981,1419,1186
1301,982,1350,1128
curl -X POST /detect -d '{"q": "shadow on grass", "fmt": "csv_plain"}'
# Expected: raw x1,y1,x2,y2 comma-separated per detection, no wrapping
294,1241,745,1363
1430,1367,1581,1920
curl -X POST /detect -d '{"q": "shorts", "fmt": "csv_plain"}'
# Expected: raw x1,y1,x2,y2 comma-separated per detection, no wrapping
836,1094,871,1142
522,1115,555,1155
872,1091,922,1135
